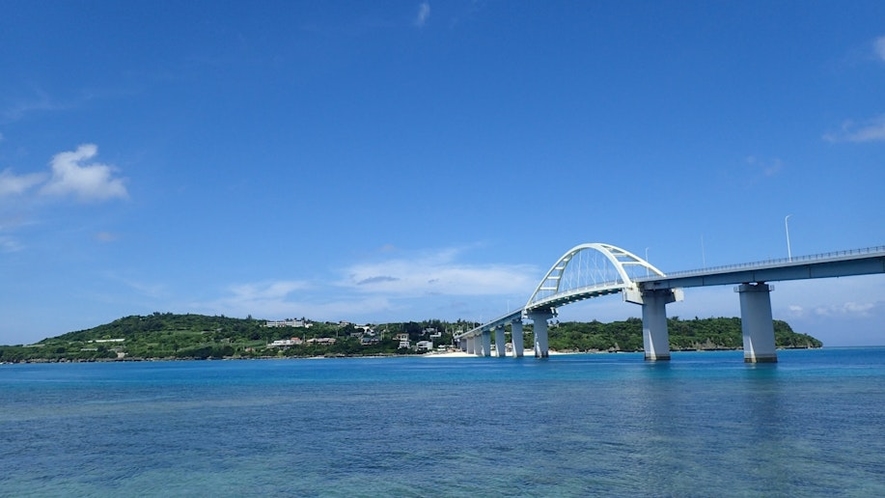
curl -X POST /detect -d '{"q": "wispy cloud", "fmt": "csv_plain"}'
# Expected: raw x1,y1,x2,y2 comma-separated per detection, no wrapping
95,231,119,242
200,280,312,317
415,2,431,27
735,155,784,187
228,280,310,303
778,279,883,320
192,279,393,320
821,37,885,144
1,92,69,124
0,236,24,253
339,247,537,296
98,272,170,302
39,144,128,202
745,156,783,177
191,247,539,322
813,301,877,318
824,115,885,143
0,169,46,197
208,294,398,323
874,35,885,62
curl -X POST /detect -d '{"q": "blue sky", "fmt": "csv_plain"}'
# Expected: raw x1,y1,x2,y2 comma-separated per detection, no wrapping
2,1,884,346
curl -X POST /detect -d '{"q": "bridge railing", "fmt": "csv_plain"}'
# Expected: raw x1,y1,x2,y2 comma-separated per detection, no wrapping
634,245,885,282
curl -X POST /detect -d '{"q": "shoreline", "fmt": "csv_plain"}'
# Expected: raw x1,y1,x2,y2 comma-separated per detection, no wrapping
424,349,576,358
0,345,830,364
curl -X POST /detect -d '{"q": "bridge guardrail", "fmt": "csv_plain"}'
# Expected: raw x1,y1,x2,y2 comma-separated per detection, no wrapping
634,244,885,282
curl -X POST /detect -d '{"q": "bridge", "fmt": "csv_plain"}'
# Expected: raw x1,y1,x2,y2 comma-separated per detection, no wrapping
454,243,885,363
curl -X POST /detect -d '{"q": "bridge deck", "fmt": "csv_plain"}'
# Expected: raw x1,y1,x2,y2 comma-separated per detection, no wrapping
636,246,885,291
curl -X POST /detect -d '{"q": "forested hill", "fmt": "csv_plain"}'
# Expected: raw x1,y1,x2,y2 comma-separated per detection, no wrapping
546,317,821,352
0,313,821,362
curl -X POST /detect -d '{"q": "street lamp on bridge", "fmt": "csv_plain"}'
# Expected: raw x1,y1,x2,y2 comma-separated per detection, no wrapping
784,214,793,262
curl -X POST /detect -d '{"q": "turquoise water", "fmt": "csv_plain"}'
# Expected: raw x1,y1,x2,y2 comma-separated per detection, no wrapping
2,349,884,497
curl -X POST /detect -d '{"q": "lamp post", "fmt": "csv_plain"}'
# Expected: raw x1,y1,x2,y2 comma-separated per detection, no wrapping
645,247,649,276
784,215,792,262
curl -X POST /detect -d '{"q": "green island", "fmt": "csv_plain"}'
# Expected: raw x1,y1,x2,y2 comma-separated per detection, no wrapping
0,313,821,363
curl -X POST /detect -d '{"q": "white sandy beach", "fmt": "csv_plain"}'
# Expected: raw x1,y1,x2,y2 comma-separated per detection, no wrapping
424,350,570,358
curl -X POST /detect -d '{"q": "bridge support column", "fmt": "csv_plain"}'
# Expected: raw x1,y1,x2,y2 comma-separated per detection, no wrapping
511,321,524,358
626,288,681,361
528,311,553,358
641,289,675,361
737,283,778,363
495,326,506,357
481,330,492,357
466,336,475,355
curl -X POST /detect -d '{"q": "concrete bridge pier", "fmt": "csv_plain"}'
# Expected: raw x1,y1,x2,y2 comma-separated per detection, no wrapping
511,320,525,358
626,288,680,361
466,335,475,355
481,330,492,357
494,326,506,357
528,310,553,358
736,283,778,363
641,289,678,361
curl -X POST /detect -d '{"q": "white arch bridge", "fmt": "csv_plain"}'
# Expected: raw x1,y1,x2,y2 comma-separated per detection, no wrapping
454,242,885,363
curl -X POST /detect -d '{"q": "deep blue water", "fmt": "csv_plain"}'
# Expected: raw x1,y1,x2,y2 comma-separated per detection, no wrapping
2,349,884,497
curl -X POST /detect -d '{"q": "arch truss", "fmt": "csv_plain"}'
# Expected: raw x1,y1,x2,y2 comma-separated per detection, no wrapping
525,243,665,312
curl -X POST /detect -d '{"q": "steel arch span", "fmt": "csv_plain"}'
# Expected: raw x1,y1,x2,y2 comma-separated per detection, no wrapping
525,242,666,313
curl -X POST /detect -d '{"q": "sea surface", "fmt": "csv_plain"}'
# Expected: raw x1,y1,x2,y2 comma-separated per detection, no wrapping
1,348,884,497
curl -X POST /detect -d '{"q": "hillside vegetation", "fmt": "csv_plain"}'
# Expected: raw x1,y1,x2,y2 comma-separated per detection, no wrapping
547,316,821,352
0,313,821,362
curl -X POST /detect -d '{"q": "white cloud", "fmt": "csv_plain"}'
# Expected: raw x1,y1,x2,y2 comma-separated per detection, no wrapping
824,115,885,143
874,35,885,62
785,301,877,319
190,247,541,322
813,301,876,317
40,144,128,202
340,248,537,296
769,279,885,345
0,168,46,197
192,279,400,321
415,2,430,27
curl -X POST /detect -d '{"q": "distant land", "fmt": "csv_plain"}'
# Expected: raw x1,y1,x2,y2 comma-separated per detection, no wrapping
0,313,821,363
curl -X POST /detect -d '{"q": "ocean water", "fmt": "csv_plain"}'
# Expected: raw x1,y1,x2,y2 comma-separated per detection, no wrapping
1,349,884,497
